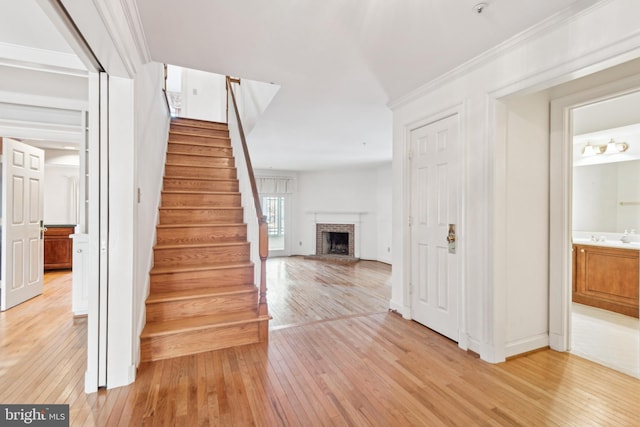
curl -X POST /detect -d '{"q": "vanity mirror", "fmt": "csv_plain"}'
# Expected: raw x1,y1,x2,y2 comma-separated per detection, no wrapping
572,91,640,235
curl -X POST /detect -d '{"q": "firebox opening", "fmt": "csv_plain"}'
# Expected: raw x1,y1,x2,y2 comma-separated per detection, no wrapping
322,232,349,255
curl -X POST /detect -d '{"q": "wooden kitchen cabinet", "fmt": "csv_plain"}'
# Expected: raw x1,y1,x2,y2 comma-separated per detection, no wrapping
44,226,74,270
572,244,639,318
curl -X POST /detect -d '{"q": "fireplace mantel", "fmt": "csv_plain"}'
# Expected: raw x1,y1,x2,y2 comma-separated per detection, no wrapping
308,211,367,224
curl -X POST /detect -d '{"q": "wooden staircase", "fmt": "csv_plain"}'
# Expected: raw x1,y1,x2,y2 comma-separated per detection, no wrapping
140,117,269,362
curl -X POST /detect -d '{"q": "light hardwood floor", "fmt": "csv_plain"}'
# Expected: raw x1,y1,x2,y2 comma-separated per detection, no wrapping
1,260,640,426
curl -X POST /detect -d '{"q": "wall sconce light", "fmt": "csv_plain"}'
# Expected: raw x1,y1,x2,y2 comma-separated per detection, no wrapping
582,138,628,156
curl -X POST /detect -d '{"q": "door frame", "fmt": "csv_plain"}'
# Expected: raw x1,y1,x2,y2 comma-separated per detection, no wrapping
403,102,468,351
549,75,640,352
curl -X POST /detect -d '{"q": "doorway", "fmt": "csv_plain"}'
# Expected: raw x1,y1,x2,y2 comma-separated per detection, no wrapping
547,69,640,378
568,93,640,377
262,195,287,256
0,0,108,392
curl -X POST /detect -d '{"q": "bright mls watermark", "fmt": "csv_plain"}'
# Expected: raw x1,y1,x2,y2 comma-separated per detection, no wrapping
0,405,69,426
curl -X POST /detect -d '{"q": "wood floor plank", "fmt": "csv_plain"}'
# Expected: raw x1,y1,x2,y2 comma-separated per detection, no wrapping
1,261,640,426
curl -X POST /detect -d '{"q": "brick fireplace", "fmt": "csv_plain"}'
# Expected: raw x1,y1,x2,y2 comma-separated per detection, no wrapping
309,211,364,260
316,224,355,257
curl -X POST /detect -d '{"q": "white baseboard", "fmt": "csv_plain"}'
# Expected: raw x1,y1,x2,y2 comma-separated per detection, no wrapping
505,333,549,358
84,370,97,394
73,307,88,317
467,337,481,355
549,332,569,352
389,299,411,319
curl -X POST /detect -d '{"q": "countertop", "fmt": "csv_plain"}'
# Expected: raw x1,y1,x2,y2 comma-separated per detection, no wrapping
573,239,640,250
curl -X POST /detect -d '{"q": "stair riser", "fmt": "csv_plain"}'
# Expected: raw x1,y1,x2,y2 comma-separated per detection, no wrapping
150,266,254,292
163,178,239,192
165,165,236,180
166,153,235,168
140,321,261,362
159,208,243,224
156,225,247,246
170,126,229,138
168,143,232,157
167,137,233,152
169,133,230,145
146,291,257,322
171,120,228,131
154,244,250,268
161,193,241,207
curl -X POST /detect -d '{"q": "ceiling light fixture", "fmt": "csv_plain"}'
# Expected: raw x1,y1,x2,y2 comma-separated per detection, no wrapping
582,138,628,156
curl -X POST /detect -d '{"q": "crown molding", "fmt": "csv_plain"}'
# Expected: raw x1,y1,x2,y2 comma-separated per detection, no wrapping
120,0,152,65
388,0,609,110
90,0,151,77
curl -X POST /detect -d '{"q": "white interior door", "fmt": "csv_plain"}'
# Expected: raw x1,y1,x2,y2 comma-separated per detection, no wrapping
1,138,45,311
410,114,460,342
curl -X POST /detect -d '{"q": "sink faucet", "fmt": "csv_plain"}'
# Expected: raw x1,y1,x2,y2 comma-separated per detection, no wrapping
621,230,631,243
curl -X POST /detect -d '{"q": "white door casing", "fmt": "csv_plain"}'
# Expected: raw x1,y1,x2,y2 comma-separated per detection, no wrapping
1,138,45,311
410,114,461,342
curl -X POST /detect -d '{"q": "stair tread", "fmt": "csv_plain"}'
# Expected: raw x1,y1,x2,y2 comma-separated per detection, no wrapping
167,151,233,159
156,223,245,229
162,190,241,195
146,284,257,304
172,118,227,127
159,206,242,210
164,176,238,182
141,310,267,338
170,130,229,138
168,140,231,149
155,241,249,250
166,163,235,170
150,262,253,275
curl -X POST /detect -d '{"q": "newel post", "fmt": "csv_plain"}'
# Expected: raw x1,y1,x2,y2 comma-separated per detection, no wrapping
258,217,269,341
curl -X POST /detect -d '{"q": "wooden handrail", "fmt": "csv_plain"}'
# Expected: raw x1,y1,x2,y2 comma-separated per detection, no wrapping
226,76,269,324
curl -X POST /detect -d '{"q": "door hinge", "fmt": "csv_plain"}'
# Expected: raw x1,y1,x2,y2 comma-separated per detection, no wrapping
408,216,413,226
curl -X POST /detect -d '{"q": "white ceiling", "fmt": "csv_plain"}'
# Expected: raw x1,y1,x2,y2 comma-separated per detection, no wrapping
3,0,603,170
135,0,599,171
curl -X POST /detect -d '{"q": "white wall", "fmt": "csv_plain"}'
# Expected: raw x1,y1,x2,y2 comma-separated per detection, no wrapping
107,76,136,387
133,62,170,368
238,79,280,135
390,0,640,362
182,69,226,122
502,93,550,354
376,163,392,264
292,164,391,262
43,149,79,225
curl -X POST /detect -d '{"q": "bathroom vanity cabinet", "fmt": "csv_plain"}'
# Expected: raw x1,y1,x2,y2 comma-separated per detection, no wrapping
572,244,639,318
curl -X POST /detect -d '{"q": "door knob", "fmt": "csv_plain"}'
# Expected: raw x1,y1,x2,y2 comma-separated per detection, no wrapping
447,224,456,254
